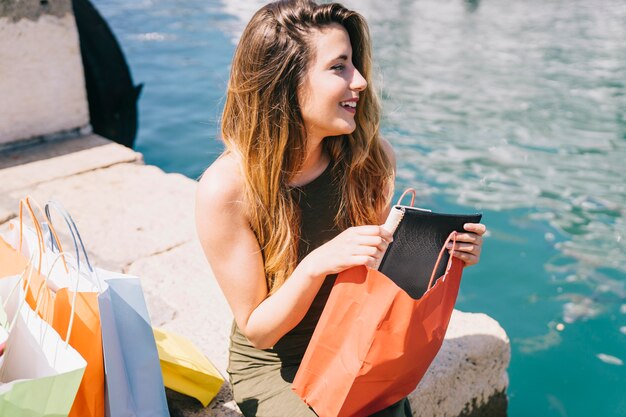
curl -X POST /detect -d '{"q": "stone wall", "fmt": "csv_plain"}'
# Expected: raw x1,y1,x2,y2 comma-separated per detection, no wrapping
0,0,90,147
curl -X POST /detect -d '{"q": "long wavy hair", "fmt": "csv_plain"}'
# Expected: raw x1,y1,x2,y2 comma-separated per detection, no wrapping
221,0,393,294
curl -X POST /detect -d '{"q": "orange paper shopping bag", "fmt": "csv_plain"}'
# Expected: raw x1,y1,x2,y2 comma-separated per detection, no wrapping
293,232,464,417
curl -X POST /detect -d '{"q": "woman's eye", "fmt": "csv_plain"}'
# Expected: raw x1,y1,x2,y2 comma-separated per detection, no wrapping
331,64,345,71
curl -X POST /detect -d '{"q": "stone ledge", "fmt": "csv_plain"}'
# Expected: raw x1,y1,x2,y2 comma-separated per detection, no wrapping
0,161,195,271
0,134,142,194
408,311,510,417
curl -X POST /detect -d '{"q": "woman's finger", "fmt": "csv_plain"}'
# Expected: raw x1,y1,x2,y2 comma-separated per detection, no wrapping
365,258,378,269
353,245,380,257
357,235,384,247
353,255,377,268
454,233,483,246
447,242,481,254
463,223,486,235
378,227,394,242
450,250,479,265
353,225,385,236
351,225,393,242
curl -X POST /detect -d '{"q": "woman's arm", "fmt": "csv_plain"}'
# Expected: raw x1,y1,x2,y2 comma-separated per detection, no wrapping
195,154,392,349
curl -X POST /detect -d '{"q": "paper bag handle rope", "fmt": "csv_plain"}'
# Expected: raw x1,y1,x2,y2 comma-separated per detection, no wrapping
18,197,68,273
40,251,83,345
17,199,45,274
26,197,65,261
44,200,101,290
1,251,37,322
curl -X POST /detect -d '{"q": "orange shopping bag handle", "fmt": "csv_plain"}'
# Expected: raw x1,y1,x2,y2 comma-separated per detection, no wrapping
17,199,45,274
426,231,458,291
18,197,68,274
397,188,416,207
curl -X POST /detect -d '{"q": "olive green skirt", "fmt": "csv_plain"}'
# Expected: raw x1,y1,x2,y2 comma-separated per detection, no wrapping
228,322,412,417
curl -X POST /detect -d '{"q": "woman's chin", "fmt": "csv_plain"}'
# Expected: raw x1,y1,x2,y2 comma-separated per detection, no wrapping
336,120,357,135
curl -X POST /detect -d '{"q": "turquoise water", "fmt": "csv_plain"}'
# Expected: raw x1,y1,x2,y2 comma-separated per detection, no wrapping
93,0,626,415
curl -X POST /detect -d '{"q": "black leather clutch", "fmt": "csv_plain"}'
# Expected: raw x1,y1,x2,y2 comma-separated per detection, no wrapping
378,206,482,299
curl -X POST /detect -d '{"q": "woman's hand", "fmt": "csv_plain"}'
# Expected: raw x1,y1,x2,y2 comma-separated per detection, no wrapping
447,223,486,266
303,225,394,278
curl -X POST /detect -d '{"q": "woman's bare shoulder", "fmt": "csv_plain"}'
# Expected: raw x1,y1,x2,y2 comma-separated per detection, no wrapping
196,152,244,212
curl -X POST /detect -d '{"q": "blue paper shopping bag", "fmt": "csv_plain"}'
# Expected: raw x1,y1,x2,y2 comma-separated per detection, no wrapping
98,270,170,417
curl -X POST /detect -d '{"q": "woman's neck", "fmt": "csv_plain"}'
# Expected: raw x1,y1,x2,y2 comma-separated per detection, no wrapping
289,137,329,187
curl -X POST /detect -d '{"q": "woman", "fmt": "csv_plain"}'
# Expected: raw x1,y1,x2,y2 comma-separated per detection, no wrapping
195,1,486,416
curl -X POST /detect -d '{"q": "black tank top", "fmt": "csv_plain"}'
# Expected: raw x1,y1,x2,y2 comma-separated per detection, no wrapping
228,161,343,379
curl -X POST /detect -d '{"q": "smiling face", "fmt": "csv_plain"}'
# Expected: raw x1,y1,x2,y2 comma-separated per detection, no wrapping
298,23,368,141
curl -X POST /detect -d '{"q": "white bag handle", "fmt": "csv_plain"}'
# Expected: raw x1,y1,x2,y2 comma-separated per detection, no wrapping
41,252,83,345
44,200,102,291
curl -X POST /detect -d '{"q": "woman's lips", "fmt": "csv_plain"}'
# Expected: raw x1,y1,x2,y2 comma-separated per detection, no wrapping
340,104,356,114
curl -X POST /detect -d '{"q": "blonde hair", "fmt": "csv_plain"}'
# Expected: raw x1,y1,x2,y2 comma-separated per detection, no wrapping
221,0,393,294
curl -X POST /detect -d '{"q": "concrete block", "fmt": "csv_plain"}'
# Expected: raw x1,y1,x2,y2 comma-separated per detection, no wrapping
0,135,142,193
0,0,89,145
0,163,197,270
408,310,510,416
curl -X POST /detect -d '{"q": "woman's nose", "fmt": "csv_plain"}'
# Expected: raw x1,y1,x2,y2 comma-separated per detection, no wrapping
350,68,367,92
